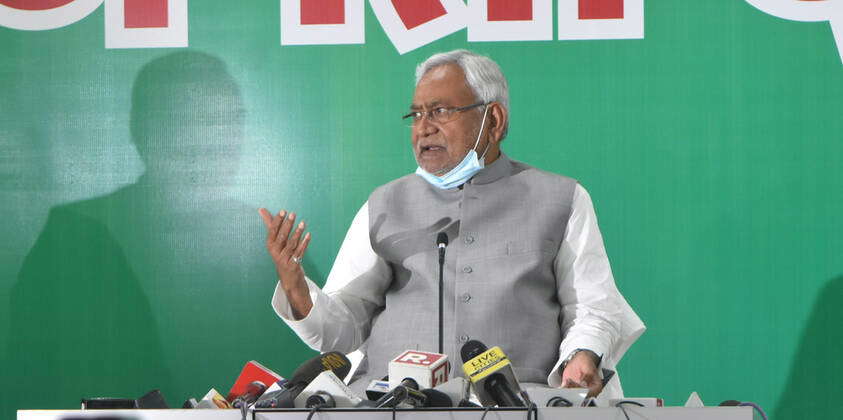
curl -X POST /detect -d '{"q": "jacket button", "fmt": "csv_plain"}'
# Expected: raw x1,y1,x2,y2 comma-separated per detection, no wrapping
459,335,469,342
462,266,473,273
461,293,471,303
464,235,474,244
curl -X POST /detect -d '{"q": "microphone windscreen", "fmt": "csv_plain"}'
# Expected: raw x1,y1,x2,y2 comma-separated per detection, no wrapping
421,389,453,407
460,340,488,363
289,352,351,385
436,232,449,247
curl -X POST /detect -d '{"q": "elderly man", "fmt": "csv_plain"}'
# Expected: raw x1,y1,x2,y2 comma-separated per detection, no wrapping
259,50,644,399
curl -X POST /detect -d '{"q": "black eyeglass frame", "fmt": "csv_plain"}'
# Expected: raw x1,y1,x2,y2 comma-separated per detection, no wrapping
401,102,487,126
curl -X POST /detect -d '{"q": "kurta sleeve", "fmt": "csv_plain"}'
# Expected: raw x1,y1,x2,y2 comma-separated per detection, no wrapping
547,184,646,398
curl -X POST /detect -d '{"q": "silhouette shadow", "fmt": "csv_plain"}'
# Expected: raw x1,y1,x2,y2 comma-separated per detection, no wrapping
6,51,265,410
773,276,843,419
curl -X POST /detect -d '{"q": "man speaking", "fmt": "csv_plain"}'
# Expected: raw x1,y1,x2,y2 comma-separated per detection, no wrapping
259,50,645,399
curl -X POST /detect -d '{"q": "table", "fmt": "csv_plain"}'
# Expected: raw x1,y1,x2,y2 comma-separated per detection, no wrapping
18,406,753,420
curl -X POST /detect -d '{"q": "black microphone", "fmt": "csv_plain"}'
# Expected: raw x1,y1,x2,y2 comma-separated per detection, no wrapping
374,379,453,408
375,378,426,408
254,352,351,408
436,232,448,354
460,340,525,407
231,381,267,408
136,389,169,409
420,388,453,407
437,232,448,263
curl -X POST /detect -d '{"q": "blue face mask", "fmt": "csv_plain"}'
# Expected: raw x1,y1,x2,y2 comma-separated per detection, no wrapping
416,105,490,190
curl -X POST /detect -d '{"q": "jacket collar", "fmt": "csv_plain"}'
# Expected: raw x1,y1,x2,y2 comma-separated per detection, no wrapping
468,152,512,186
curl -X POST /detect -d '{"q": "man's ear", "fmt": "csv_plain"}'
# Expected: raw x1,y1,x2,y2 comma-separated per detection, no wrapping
488,102,508,143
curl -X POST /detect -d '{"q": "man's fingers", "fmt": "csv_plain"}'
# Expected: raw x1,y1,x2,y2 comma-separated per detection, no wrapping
275,212,295,245
585,379,604,398
258,208,273,229
267,210,287,246
284,220,306,253
293,232,312,259
562,377,587,388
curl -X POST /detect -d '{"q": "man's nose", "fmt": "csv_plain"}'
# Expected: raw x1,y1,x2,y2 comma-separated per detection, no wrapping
414,115,438,136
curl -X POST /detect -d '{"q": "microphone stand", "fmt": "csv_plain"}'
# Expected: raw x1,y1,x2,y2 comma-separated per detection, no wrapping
436,232,448,354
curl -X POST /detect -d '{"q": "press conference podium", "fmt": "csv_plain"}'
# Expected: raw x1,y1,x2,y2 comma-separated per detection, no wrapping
18,406,753,420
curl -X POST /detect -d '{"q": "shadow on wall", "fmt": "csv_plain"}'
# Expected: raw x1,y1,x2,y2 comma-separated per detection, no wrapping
774,276,843,419
5,51,269,410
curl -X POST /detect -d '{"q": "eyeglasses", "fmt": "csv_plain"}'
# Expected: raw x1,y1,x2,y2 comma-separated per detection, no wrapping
401,102,486,126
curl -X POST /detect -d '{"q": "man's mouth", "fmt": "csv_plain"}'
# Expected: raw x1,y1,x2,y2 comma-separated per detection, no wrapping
420,145,445,154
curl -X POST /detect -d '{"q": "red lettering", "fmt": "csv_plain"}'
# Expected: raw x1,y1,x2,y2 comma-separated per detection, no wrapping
488,0,532,22
0,0,74,10
579,0,624,20
124,0,168,28
301,0,345,25
391,0,447,30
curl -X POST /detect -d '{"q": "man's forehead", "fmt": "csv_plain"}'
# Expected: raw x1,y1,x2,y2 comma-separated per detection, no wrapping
411,64,473,108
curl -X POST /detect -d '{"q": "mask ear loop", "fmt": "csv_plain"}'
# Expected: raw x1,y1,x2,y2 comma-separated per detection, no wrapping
473,104,492,162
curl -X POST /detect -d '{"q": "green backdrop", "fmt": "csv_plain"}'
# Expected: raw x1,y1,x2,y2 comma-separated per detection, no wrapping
1,2,841,419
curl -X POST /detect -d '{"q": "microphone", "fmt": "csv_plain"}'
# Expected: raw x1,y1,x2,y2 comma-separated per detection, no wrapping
437,232,448,262
365,378,391,401
388,350,449,389
436,232,448,354
375,378,427,408
420,388,453,407
136,389,169,409
225,360,283,402
253,379,289,408
305,391,335,408
374,378,453,408
461,340,525,407
231,380,267,408
196,388,232,409
254,352,351,408
431,376,479,407
293,370,363,408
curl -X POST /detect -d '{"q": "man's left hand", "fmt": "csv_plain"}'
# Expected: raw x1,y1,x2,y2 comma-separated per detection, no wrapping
560,351,603,397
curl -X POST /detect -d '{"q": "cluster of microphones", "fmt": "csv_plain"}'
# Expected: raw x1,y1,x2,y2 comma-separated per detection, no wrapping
81,339,594,413
80,338,769,420
236,339,567,411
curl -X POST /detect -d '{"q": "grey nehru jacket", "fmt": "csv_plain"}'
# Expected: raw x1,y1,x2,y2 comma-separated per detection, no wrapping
341,153,578,387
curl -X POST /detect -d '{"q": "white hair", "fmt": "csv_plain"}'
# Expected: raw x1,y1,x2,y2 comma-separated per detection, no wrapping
415,49,509,137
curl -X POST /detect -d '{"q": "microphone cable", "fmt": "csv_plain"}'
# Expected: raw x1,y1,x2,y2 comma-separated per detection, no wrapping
526,402,538,420
615,400,645,420
739,402,768,420
305,406,318,420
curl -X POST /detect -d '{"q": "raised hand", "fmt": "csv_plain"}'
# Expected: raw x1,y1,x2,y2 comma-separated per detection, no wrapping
259,208,313,319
